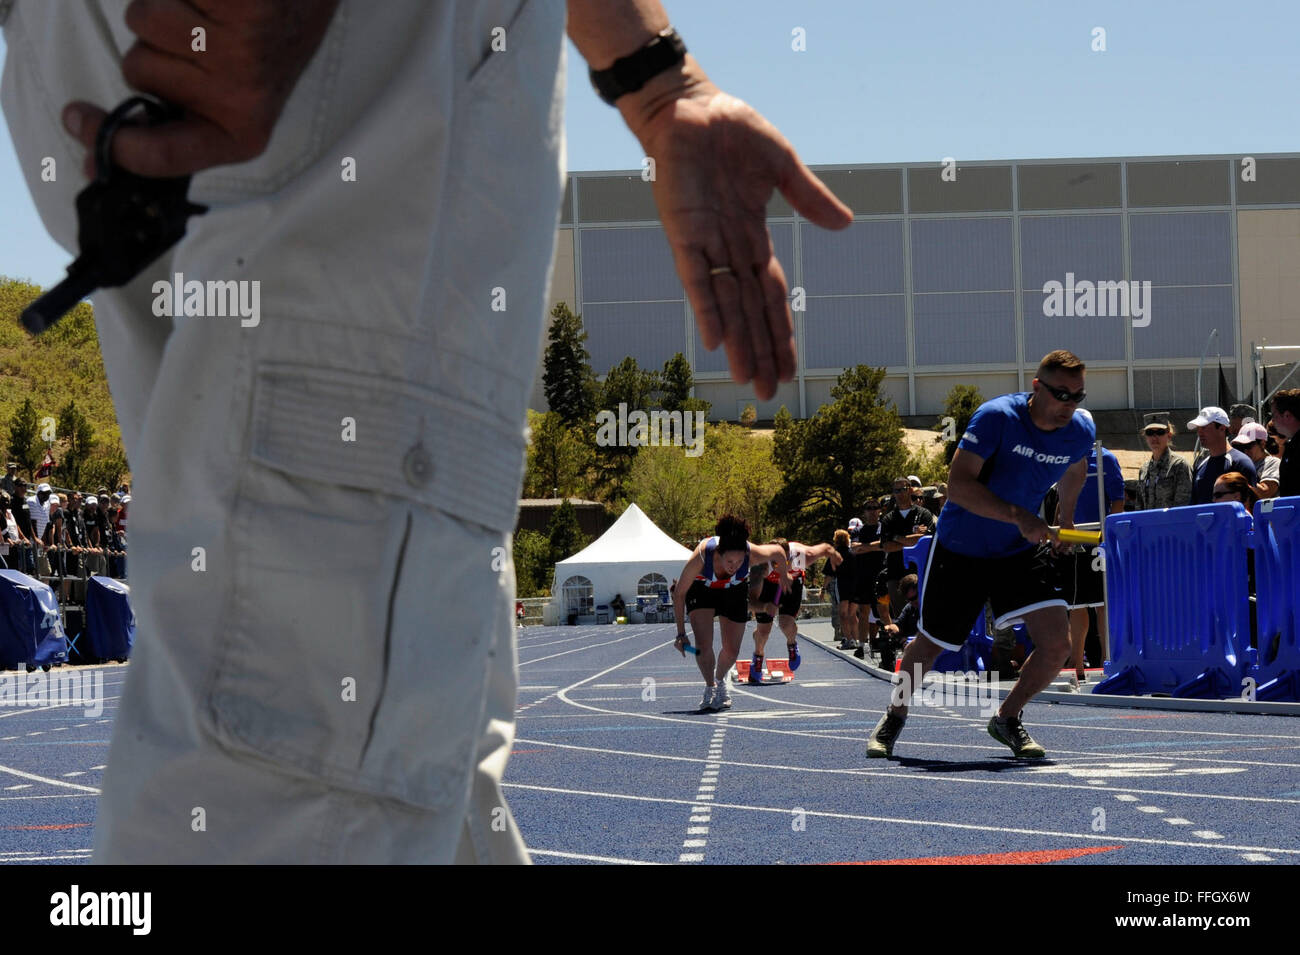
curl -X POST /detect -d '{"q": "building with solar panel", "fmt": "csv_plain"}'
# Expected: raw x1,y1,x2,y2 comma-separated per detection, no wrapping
532,154,1300,420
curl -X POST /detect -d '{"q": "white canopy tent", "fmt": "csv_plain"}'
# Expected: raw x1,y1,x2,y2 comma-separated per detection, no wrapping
545,503,693,625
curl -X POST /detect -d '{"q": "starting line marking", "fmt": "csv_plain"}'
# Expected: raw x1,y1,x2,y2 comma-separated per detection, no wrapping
502,782,1300,857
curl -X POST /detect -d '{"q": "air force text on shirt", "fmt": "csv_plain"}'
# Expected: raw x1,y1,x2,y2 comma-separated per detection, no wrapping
1011,443,1073,464
962,432,1073,465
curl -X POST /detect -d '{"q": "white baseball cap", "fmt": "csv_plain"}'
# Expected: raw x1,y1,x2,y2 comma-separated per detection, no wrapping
1232,422,1269,445
848,518,863,531
1188,407,1229,429
36,483,51,493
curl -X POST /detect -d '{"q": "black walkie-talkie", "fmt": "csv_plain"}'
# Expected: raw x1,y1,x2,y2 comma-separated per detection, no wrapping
20,96,208,334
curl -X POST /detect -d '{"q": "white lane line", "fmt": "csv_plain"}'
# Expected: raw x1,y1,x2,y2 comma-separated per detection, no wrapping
0,764,101,794
1136,806,1165,813
681,712,726,864
4,785,32,791
1193,831,1224,840
503,782,1300,856
0,696,123,720
519,632,652,668
527,849,663,865
1241,853,1274,862
514,737,1300,807
62,772,85,778
1164,818,1192,825
551,664,1298,771
90,765,106,770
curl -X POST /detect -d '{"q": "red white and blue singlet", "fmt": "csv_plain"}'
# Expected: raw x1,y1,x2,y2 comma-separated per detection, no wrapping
696,536,750,588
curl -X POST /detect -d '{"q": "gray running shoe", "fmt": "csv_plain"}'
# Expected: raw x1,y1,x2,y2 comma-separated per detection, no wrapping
987,711,1046,758
866,709,907,758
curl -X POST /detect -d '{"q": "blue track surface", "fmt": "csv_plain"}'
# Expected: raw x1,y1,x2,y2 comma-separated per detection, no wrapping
2,630,1297,866
506,624,1300,865
0,664,118,864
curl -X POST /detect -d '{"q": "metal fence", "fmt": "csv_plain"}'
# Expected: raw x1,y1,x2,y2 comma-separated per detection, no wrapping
514,589,835,627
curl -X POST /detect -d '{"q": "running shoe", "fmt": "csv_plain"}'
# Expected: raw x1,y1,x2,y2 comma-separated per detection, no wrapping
748,656,764,684
701,686,716,712
853,646,865,659
987,711,1046,758
866,709,907,758
714,678,733,709
787,643,801,671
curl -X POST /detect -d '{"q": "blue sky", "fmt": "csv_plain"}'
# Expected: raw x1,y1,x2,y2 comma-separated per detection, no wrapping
3,0,1297,287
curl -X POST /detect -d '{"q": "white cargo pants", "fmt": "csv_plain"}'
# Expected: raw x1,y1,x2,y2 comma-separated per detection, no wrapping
2,0,566,862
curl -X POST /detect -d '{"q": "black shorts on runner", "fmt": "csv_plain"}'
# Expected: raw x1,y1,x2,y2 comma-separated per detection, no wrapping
778,578,804,618
916,539,1066,651
685,579,749,624
1056,546,1105,609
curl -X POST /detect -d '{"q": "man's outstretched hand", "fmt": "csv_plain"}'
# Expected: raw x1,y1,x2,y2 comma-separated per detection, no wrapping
61,0,339,180
620,58,853,401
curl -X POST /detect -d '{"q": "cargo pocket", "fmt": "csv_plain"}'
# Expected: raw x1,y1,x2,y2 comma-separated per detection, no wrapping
206,360,522,809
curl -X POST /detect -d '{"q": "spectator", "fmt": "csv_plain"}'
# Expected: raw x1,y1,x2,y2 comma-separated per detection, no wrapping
62,491,87,578
31,483,52,541
1189,407,1256,505
849,502,888,659
1214,471,1261,644
823,534,842,645
879,475,935,615
1228,403,1257,440
933,482,948,516
1271,389,1300,497
0,491,30,571
0,463,18,500
1231,422,1279,500
1055,446,1125,686
837,520,867,651
9,479,36,574
1135,413,1192,510
82,496,107,576
878,572,919,672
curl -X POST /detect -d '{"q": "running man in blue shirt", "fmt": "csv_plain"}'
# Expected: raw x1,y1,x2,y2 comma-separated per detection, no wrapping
867,350,1095,759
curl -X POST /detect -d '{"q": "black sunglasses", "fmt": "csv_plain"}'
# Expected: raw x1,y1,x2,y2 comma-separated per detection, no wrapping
1039,381,1087,404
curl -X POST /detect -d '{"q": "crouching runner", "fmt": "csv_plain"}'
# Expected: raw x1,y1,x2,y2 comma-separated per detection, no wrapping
672,515,789,712
747,539,842,682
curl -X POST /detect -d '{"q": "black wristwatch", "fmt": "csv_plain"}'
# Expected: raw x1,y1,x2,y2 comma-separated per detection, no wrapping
589,27,687,105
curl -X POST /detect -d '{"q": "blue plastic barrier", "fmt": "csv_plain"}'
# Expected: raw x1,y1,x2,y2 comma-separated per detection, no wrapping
1252,496,1300,701
0,569,68,669
1097,503,1253,698
84,576,135,662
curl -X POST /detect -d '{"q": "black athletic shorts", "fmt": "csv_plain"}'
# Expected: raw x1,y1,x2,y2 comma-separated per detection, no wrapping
917,539,1066,651
685,579,749,624
778,578,804,617
1056,545,1105,609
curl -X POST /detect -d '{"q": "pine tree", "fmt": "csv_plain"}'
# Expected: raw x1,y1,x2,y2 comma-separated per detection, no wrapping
542,302,597,426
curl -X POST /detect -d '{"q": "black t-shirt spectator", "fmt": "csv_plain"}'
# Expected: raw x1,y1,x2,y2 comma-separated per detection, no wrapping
856,521,886,591
43,506,63,546
65,509,86,547
11,497,33,541
1280,444,1298,498
880,505,934,580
